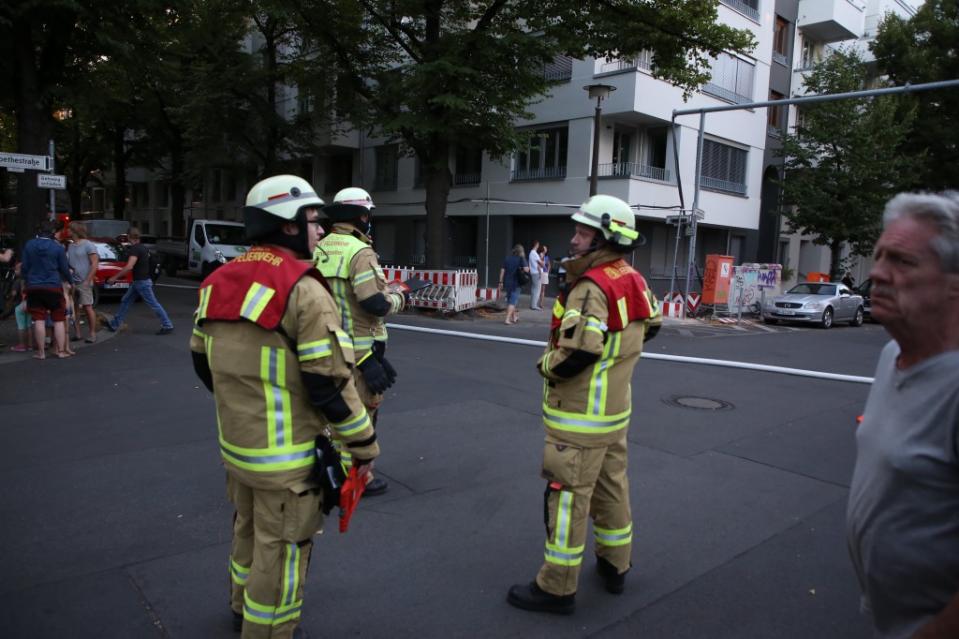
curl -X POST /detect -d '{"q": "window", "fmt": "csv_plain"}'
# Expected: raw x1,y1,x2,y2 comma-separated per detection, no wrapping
326,153,352,194
645,127,668,172
773,16,789,65
194,224,206,247
211,170,221,202
157,181,169,208
768,90,785,134
454,147,482,186
719,0,759,21
700,139,748,195
703,53,755,104
543,55,572,82
224,171,236,202
374,144,398,191
513,126,567,181
800,39,817,70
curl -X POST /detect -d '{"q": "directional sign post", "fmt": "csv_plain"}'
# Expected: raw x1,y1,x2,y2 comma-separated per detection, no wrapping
38,174,67,190
0,152,51,173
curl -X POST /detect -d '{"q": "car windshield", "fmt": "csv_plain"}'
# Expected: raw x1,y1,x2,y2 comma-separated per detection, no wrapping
93,242,128,262
204,224,247,245
788,283,836,296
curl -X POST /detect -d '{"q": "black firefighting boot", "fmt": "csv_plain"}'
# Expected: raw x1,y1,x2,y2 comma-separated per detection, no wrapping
507,581,575,615
597,556,628,594
364,476,389,496
292,626,310,639
232,611,242,631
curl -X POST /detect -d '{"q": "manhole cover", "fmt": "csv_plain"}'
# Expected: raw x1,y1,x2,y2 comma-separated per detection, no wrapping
662,395,734,411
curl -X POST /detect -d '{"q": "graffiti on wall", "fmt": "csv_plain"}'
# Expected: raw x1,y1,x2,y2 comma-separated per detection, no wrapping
728,264,783,313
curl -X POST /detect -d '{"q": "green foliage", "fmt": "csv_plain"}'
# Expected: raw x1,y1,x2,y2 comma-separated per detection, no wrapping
871,0,959,189
292,0,754,265
779,49,916,276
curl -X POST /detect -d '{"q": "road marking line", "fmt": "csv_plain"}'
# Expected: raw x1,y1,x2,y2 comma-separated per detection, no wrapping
386,322,875,385
156,283,200,289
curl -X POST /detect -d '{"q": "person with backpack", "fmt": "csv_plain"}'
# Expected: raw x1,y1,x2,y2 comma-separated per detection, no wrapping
498,244,530,325
105,227,174,335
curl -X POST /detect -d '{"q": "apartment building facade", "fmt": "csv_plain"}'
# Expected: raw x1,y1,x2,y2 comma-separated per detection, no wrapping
115,1,819,297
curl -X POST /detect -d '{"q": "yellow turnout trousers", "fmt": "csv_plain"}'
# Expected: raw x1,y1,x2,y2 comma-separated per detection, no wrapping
227,474,324,639
536,430,633,596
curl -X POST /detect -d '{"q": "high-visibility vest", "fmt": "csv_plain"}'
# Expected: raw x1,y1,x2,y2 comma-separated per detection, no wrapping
314,229,385,355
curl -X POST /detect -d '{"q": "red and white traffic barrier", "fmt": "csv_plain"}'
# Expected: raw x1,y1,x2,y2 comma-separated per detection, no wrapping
382,266,485,312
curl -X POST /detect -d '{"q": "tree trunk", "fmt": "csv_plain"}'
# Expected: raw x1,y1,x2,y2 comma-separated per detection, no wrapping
13,39,52,248
170,145,186,237
422,143,451,268
828,240,843,282
112,126,127,220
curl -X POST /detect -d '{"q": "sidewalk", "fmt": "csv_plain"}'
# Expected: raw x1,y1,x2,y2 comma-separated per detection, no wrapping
0,312,118,364
476,292,701,327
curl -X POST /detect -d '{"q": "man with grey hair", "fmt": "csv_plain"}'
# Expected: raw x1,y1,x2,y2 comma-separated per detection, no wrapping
846,191,959,639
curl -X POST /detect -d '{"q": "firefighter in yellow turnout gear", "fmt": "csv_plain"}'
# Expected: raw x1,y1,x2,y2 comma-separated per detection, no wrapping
190,175,379,639
508,195,662,615
313,187,405,495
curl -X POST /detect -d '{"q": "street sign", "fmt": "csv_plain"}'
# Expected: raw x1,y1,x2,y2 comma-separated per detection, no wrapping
37,174,67,189
0,152,51,172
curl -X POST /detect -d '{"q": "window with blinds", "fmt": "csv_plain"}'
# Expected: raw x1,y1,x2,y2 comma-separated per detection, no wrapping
700,139,748,195
703,53,755,104
374,144,398,191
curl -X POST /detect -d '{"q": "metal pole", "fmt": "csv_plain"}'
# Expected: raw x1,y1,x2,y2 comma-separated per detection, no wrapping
484,181,490,289
48,139,56,220
668,217,682,301
589,99,601,196
683,112,706,319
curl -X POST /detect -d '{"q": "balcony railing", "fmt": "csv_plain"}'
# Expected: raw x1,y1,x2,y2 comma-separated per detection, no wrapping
598,162,670,182
511,166,567,181
598,50,653,74
452,172,482,186
702,82,752,105
772,51,788,66
543,55,573,82
719,0,760,21
700,175,747,195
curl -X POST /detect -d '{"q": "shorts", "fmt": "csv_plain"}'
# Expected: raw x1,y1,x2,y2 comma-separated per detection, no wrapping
506,287,520,306
74,281,94,306
26,287,66,322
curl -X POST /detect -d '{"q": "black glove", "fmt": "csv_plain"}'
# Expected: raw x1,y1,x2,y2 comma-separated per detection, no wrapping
357,355,392,394
371,341,398,385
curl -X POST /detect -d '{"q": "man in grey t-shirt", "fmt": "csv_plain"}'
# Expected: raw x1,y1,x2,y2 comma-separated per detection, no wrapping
66,221,99,342
846,191,959,639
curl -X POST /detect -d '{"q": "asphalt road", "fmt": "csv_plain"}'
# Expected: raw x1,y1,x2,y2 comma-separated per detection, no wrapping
0,278,890,638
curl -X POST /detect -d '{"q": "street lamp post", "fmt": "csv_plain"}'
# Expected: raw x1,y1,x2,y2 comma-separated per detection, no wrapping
584,84,616,196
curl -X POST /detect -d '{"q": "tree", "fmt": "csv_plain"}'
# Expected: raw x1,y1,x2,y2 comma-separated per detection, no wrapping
871,0,959,190
779,49,916,278
292,0,754,267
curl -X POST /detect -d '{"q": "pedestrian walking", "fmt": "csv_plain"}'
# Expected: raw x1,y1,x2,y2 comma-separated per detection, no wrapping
507,195,662,614
498,244,529,325
66,221,99,342
191,175,380,639
21,219,72,359
106,228,173,335
313,187,405,496
846,191,959,639
529,240,543,310
540,245,551,305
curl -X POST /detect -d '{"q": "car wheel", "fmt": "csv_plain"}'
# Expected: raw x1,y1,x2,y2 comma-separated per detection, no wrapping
763,317,778,325
850,306,864,327
820,307,833,329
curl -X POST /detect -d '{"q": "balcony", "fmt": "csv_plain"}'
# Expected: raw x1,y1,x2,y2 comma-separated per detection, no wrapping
798,0,865,42
719,0,760,22
701,82,752,105
543,55,573,82
511,166,567,181
452,172,482,187
597,50,653,75
598,162,670,183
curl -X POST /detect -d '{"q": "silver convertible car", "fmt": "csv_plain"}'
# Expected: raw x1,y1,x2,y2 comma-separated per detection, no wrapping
763,282,865,328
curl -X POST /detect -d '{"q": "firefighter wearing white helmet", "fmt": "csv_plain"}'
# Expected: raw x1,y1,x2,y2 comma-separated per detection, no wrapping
191,175,379,637
313,186,405,496
508,194,662,615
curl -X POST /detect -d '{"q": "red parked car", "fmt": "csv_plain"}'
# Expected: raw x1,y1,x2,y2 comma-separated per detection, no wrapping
90,239,133,305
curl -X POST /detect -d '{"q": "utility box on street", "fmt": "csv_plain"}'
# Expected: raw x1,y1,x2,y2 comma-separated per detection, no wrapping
702,254,735,305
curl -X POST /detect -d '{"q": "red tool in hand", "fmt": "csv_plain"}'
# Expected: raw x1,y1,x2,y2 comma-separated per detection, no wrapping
339,465,371,533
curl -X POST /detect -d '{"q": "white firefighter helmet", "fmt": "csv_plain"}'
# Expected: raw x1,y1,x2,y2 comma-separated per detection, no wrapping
571,194,640,248
324,187,375,222
245,174,323,221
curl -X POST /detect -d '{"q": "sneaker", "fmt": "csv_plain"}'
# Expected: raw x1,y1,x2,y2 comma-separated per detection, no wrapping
156,327,174,335
10,345,29,353
507,581,575,615
106,322,118,332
